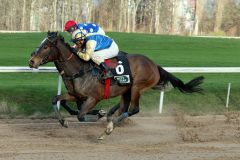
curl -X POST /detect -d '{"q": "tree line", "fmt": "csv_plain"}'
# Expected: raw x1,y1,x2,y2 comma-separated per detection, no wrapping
0,0,239,36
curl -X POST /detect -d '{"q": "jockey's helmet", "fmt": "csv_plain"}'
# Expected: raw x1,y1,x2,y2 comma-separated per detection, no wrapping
72,29,87,43
64,20,77,33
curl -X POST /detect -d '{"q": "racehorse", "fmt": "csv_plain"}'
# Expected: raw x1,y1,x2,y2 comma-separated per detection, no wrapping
29,32,204,139
29,53,106,123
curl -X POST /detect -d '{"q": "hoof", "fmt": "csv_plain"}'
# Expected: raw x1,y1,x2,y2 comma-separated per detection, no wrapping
97,134,105,140
77,115,85,122
59,119,68,128
63,120,69,128
105,121,114,135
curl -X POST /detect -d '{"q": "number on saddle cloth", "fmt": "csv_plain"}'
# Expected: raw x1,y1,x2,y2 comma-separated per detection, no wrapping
90,52,132,85
112,55,132,85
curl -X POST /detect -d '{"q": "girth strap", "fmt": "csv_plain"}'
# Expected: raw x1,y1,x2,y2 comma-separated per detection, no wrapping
72,70,85,79
63,69,85,80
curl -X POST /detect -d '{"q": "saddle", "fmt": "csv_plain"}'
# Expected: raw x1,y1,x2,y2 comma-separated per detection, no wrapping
91,51,132,86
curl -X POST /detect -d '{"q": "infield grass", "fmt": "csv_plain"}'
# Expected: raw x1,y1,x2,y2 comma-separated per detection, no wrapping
0,32,240,116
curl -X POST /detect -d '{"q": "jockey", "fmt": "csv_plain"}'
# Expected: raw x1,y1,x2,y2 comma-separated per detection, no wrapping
64,20,105,36
71,29,119,79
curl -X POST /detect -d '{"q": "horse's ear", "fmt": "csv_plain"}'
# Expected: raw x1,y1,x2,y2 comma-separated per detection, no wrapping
47,30,50,35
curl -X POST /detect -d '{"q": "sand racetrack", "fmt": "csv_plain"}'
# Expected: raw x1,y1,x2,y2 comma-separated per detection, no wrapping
0,114,240,160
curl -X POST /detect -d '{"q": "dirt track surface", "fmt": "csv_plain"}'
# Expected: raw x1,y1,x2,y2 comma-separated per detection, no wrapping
0,115,240,160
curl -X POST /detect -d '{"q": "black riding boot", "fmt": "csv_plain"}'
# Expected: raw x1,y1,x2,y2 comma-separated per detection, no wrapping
100,62,113,79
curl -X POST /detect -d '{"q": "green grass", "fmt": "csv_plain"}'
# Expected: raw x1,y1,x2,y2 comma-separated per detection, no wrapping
0,32,240,116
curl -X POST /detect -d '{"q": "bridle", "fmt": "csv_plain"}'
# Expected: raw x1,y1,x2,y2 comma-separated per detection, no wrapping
35,36,74,65
33,34,91,80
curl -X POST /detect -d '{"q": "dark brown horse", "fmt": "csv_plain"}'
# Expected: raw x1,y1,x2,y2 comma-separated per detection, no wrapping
30,52,106,123
29,32,204,139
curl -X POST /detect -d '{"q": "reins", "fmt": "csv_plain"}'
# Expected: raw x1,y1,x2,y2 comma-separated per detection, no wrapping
50,37,93,80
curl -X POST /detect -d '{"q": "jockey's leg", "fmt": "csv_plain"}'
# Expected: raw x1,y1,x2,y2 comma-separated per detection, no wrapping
92,41,119,79
99,62,113,78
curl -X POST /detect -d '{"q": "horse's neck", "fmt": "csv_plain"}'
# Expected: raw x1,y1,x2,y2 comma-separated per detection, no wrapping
56,40,89,76
54,61,63,73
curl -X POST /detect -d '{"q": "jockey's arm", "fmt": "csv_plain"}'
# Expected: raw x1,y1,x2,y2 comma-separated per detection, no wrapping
77,40,96,61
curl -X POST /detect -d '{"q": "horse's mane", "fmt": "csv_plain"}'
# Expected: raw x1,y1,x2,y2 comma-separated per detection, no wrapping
54,33,79,57
47,31,73,52
50,32,87,64
58,34,73,51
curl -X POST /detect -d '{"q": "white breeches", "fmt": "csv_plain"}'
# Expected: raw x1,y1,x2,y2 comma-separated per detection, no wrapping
91,41,119,65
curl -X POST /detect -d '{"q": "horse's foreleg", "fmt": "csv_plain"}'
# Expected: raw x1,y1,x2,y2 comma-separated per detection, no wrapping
60,100,78,115
52,93,78,127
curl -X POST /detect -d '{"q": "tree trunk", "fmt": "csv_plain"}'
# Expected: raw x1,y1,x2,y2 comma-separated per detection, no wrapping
214,0,225,32
193,0,206,35
61,1,65,30
56,0,64,31
123,0,128,32
172,0,179,34
30,0,38,31
118,0,123,32
127,0,131,32
154,0,160,34
52,0,57,30
131,0,141,32
22,0,26,31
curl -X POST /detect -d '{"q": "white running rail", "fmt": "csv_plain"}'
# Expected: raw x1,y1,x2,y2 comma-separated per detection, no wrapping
1,66,240,112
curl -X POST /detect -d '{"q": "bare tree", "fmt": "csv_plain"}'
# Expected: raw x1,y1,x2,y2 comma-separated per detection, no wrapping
154,0,160,34
171,0,179,33
194,0,207,35
22,0,26,30
0,0,239,36
30,0,39,31
222,0,240,36
214,0,226,32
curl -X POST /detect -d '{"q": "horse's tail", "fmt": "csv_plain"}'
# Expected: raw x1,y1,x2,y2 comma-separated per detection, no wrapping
153,66,204,93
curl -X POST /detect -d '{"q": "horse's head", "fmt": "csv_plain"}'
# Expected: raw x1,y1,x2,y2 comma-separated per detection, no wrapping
29,31,60,68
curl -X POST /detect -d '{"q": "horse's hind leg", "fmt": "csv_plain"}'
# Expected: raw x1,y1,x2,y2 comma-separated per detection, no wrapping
113,87,140,125
106,103,120,121
111,90,131,125
128,88,141,116
102,90,131,137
